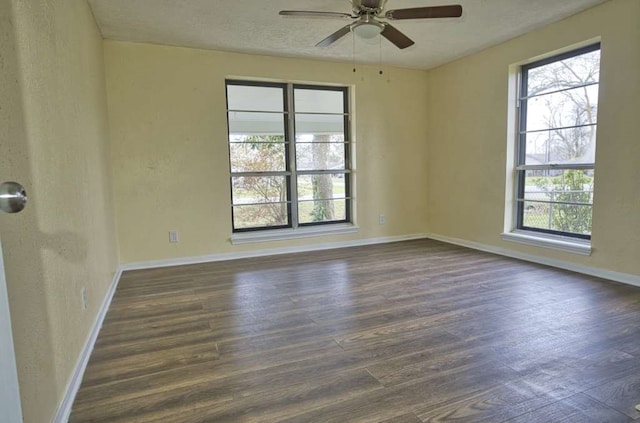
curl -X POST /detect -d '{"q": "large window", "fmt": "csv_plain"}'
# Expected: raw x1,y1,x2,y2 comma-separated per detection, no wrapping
226,81,351,232
515,43,600,239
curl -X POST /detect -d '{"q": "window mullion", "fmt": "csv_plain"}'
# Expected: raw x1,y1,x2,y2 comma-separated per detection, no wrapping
516,163,595,171
286,83,299,228
231,171,291,177
520,122,597,135
520,80,599,101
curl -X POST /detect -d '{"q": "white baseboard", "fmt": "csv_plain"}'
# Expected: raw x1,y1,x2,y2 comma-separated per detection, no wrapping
53,267,123,423
121,232,640,288
121,233,430,271
425,232,640,288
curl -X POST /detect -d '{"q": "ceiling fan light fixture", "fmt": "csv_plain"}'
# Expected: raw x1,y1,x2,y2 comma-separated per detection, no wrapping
352,20,384,39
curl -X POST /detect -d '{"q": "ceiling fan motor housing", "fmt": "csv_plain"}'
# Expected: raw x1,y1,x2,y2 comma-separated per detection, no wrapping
352,0,388,15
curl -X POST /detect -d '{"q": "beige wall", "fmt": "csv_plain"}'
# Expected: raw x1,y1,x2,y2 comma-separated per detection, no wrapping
0,0,118,421
105,42,430,263
427,0,640,276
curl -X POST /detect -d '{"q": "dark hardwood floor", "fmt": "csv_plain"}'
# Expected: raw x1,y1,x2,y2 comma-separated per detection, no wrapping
70,239,640,422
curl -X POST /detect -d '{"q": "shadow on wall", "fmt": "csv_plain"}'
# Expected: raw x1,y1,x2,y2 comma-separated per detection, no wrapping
40,230,89,264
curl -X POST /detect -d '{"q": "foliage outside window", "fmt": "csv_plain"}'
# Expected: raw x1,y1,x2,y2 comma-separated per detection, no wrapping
516,44,600,239
226,81,351,232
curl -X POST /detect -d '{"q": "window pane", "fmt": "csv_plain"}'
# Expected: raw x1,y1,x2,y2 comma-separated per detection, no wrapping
524,126,597,165
228,112,285,137
297,174,346,201
232,176,287,205
522,201,592,236
527,50,600,96
229,142,286,173
294,89,344,113
522,200,551,230
296,143,346,171
525,85,599,132
521,169,594,205
233,204,288,229
227,85,284,112
295,114,344,138
298,199,347,224
520,169,594,235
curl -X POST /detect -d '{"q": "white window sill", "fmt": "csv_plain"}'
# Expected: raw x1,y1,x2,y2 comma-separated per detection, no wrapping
231,223,359,245
501,230,591,256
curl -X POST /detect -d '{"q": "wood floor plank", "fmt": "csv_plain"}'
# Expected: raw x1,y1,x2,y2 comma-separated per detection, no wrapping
81,340,221,387
277,362,522,423
415,378,560,422
503,392,633,423
74,369,382,422
128,369,382,423
378,413,423,423
73,341,362,409
69,239,640,422
584,372,640,419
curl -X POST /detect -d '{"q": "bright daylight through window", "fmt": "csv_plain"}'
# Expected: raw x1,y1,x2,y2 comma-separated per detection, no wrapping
226,81,351,232
516,43,600,239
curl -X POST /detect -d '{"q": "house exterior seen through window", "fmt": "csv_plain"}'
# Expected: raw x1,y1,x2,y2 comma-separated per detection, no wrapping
226,81,351,232
515,43,600,239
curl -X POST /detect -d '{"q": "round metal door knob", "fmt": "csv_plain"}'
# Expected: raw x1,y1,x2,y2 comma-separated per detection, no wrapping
0,181,27,213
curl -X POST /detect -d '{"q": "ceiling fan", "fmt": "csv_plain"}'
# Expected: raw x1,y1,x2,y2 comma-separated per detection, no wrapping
279,0,462,50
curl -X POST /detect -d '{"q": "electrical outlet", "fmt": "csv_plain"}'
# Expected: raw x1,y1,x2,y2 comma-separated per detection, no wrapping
379,214,386,225
169,230,179,243
81,287,88,311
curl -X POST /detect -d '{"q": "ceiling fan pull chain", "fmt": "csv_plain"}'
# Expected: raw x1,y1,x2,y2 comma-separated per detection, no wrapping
379,34,383,75
352,31,357,73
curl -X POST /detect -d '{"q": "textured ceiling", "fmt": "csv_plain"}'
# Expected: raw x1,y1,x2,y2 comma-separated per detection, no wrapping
88,0,608,70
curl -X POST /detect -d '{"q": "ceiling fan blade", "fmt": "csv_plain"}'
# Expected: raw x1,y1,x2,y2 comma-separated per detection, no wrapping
279,10,354,19
316,25,352,47
381,24,414,49
385,5,462,20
